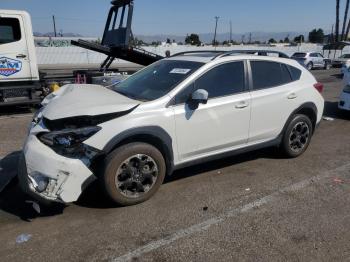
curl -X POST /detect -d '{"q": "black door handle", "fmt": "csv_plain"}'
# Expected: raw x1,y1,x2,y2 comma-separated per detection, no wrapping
16,54,27,59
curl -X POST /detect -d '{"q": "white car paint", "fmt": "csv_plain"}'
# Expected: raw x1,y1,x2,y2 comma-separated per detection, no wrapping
41,84,139,119
20,55,324,203
339,69,350,111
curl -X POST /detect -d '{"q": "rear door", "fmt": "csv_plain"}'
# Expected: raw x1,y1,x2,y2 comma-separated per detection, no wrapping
310,53,323,67
248,60,302,143
0,14,32,82
317,53,326,67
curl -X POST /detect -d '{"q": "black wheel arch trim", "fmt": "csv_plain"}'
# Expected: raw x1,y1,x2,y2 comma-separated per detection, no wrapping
279,102,318,139
103,126,174,174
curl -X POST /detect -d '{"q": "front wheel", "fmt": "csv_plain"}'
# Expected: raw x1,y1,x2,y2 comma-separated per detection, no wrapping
280,115,313,158
101,142,166,206
306,62,313,71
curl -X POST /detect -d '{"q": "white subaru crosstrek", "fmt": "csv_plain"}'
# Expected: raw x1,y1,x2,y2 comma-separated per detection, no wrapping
19,52,325,206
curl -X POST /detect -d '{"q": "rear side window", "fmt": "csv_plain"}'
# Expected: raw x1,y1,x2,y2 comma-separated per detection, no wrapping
287,65,302,81
0,18,21,44
251,61,292,90
292,53,306,58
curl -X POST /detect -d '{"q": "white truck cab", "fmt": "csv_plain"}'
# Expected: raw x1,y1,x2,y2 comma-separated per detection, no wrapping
0,10,41,105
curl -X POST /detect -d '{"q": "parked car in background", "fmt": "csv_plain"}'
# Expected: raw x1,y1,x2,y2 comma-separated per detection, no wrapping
19,53,325,206
291,52,331,70
339,67,350,111
332,54,350,68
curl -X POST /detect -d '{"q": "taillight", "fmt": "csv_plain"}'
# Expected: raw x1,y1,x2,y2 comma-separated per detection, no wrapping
314,82,324,93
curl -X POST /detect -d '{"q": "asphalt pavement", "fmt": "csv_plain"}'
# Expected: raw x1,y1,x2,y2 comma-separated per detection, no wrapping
0,69,350,262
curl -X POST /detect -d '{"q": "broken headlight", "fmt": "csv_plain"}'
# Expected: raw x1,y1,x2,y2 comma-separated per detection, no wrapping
38,126,101,154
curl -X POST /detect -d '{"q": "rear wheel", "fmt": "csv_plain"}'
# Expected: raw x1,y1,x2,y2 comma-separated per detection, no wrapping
280,114,313,158
101,143,166,206
306,62,313,71
324,62,331,70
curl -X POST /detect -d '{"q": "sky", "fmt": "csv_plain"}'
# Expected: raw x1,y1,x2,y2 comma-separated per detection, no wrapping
0,0,339,37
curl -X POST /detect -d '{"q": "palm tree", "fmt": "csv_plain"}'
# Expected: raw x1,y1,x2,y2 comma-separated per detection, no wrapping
336,0,341,42
346,18,350,41
342,0,350,40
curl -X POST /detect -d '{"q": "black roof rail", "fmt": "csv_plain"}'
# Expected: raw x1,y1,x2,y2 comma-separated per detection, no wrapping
212,50,290,60
171,49,290,60
171,50,225,57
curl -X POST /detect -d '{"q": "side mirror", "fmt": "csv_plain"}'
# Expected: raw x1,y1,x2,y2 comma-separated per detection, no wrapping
191,89,208,105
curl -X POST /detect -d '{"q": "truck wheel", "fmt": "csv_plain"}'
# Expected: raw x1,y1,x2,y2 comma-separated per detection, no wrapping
101,142,166,206
324,62,331,70
280,114,313,158
306,62,313,71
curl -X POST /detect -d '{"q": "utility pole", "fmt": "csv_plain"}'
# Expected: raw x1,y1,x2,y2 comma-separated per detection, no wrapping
241,34,245,44
230,20,232,44
52,15,57,37
213,16,220,46
249,32,252,44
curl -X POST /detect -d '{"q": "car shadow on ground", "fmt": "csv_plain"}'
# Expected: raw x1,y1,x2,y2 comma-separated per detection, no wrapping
330,73,343,79
77,146,282,209
0,153,65,222
324,101,350,120
0,106,34,117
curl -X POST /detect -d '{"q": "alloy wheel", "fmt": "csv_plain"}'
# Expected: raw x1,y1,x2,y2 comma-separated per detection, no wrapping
289,121,310,153
115,154,159,198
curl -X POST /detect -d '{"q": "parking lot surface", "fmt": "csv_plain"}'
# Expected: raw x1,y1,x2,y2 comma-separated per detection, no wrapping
0,69,350,262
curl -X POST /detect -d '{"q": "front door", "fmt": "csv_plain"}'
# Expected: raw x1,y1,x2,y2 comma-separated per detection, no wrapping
172,61,251,162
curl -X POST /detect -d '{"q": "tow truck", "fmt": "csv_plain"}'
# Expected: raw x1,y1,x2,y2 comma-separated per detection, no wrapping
0,0,164,106
0,0,289,106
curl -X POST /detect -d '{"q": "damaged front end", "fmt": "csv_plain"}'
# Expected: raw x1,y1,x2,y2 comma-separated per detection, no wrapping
19,114,108,203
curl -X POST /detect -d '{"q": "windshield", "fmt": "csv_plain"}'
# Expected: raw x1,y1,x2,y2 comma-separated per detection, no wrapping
292,53,307,58
113,60,204,101
340,54,350,58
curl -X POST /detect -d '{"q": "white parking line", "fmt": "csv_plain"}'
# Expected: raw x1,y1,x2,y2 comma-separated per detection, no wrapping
111,163,350,262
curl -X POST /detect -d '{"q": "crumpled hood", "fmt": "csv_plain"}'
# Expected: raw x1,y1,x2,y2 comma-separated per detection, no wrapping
42,84,140,120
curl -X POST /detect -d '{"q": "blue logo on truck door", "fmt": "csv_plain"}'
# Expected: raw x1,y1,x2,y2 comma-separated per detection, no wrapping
0,57,22,77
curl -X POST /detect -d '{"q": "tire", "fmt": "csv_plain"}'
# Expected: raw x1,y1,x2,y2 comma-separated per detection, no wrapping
280,114,313,158
306,62,313,71
101,142,166,206
324,62,331,70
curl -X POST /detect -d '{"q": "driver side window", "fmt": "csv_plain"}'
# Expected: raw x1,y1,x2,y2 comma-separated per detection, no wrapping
175,61,245,105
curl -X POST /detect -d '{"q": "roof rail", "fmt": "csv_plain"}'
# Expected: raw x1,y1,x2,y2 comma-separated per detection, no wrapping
212,50,290,60
171,50,225,57
171,49,290,60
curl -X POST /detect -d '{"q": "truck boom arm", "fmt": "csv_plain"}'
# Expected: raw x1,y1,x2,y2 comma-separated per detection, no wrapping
71,0,163,70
